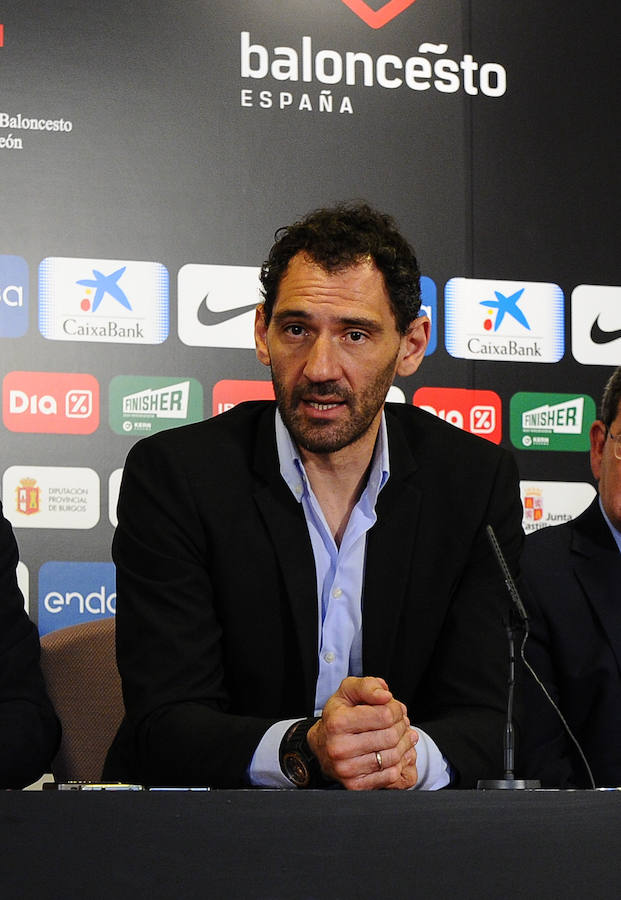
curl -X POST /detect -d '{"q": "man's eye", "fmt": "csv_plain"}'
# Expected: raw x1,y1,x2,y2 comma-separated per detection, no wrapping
286,324,306,336
348,331,366,342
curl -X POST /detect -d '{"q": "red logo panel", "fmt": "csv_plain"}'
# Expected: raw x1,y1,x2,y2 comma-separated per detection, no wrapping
340,0,417,29
413,386,502,444
212,379,275,416
3,371,100,434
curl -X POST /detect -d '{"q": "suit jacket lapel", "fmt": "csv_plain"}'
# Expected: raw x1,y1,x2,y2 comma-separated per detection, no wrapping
573,499,621,675
363,412,421,676
251,407,319,711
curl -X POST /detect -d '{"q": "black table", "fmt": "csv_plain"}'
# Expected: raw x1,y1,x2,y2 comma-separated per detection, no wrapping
2,790,621,898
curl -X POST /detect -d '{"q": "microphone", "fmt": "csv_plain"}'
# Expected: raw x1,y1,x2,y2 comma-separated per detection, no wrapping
477,525,595,791
478,525,540,789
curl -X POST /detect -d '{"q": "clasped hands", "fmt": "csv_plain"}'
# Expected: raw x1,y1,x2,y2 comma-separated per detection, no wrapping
307,676,418,790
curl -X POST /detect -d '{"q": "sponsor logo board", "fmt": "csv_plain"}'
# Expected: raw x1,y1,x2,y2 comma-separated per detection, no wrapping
510,392,595,452
38,561,115,636
520,480,596,534
212,379,274,416
212,380,405,416
17,561,29,614
0,255,28,337
2,466,100,529
571,284,621,365
109,375,203,435
3,371,99,434
420,276,436,356
445,278,564,362
39,257,169,344
178,264,261,348
413,386,502,444
108,469,122,527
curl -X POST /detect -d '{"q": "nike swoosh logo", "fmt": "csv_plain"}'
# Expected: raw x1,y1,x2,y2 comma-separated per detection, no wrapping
590,316,621,345
197,293,257,328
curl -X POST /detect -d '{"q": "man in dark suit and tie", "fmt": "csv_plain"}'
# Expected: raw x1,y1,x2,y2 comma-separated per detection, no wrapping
521,367,621,787
105,202,524,790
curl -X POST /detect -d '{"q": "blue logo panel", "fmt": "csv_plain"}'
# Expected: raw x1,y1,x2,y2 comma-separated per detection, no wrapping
38,561,116,636
420,275,437,356
0,255,28,337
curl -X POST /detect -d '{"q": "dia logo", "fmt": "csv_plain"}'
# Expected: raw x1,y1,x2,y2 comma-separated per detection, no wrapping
341,0,417,29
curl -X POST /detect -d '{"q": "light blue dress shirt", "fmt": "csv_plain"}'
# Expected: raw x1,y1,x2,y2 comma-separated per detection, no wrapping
248,409,450,789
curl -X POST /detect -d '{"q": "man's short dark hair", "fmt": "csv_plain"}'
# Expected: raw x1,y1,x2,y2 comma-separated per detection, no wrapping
259,202,421,334
600,366,621,428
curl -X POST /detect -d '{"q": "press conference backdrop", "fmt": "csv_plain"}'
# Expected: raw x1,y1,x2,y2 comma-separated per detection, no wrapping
0,1,619,635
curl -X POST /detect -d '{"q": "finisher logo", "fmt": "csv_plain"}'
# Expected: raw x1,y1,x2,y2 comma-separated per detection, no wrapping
510,392,595,452
413,386,502,444
178,264,261,349
39,257,169,344
38,561,115,637
445,278,564,363
3,371,99,434
0,255,28,338
109,375,204,435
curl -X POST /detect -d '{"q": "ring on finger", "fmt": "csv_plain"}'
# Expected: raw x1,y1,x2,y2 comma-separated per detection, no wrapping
375,751,383,771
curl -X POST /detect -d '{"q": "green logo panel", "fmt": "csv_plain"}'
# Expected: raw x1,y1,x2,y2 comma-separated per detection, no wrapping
109,375,204,436
510,392,596,451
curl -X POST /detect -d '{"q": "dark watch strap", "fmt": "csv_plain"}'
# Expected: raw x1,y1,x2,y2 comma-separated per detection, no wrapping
279,716,332,789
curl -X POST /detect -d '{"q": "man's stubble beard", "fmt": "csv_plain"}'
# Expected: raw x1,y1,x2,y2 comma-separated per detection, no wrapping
271,355,398,454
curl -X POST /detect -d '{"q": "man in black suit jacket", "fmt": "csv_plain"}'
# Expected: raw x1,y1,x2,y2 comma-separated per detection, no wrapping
0,503,60,788
521,366,621,787
105,203,523,790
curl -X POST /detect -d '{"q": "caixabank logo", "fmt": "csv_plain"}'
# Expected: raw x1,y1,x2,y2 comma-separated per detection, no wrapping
413,386,502,444
109,375,204,435
38,561,115,637
571,284,621,366
520,481,595,535
178,264,261,348
2,465,100,530
39,257,169,344
0,255,28,338
510,392,596,452
445,278,564,363
3,371,99,434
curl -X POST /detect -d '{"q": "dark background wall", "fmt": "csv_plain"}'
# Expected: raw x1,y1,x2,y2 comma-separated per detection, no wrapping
1,0,619,633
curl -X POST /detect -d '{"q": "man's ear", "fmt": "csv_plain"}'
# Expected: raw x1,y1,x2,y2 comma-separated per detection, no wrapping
255,304,271,367
396,316,430,377
590,419,606,481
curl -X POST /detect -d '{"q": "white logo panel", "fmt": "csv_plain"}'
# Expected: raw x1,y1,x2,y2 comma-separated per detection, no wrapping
39,257,169,344
571,284,621,365
178,264,261,348
108,468,123,527
2,466,100,529
445,277,564,362
520,480,595,535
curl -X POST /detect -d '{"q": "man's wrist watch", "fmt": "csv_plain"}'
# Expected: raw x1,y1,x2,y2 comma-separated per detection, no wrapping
279,717,329,788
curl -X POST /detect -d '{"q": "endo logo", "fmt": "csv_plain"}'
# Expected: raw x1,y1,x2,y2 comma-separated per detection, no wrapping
38,561,115,636
341,0,417,29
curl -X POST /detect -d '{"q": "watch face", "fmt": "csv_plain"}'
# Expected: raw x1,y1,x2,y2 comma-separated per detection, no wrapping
283,753,310,788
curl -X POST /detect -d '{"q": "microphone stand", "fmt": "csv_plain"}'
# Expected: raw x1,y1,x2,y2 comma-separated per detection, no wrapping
477,612,540,790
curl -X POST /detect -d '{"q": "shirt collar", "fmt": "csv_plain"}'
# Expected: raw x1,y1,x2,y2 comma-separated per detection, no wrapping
599,495,621,554
275,407,390,505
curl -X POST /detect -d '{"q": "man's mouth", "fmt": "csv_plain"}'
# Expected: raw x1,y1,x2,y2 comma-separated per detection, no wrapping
308,401,341,411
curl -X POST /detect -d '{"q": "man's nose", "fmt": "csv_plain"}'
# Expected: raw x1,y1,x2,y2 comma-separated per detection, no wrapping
302,334,342,382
